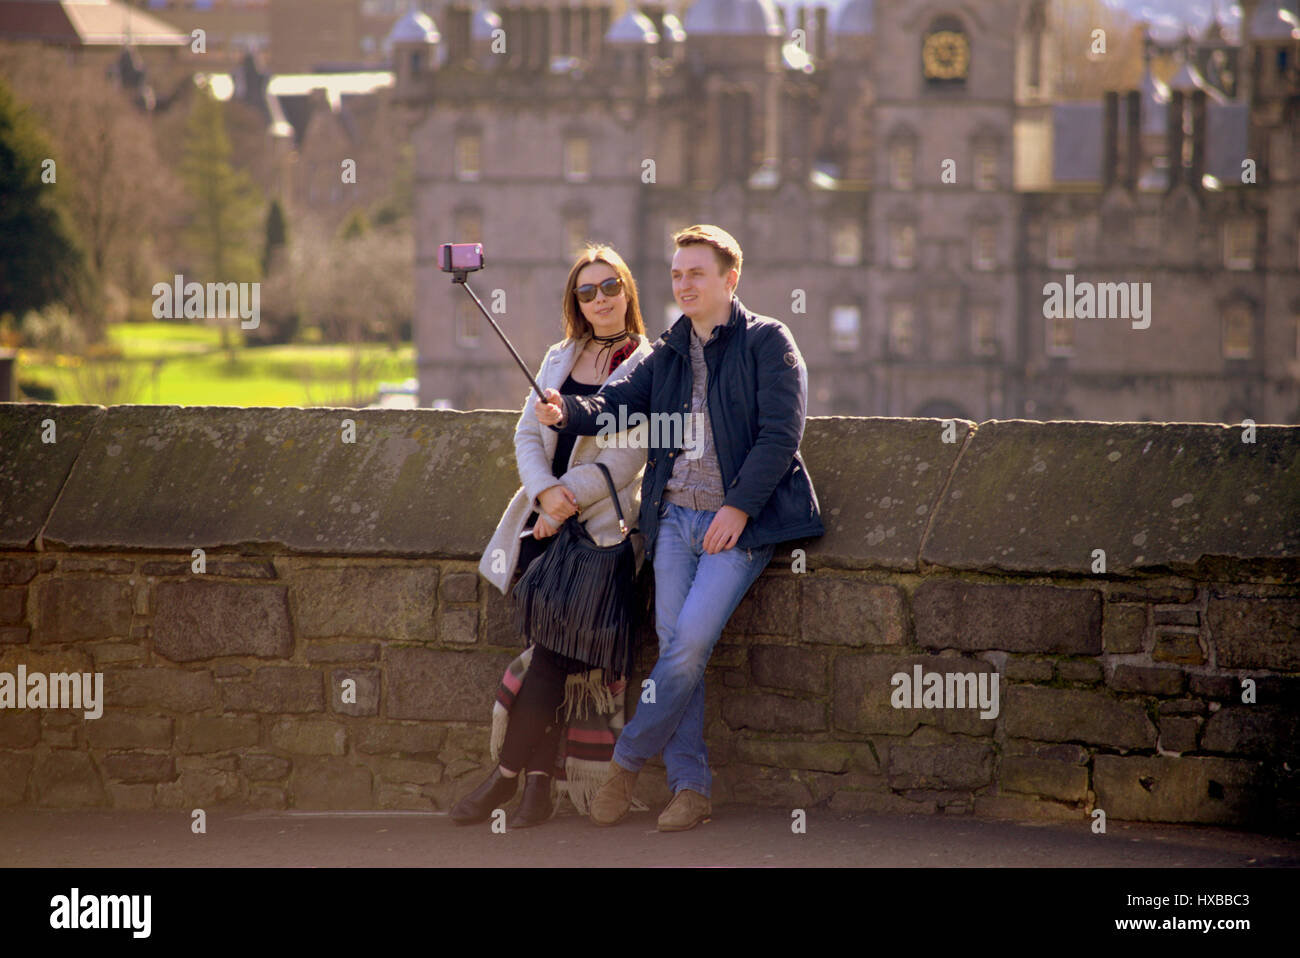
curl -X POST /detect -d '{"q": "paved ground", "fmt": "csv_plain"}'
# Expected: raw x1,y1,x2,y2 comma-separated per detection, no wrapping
2,806,1297,867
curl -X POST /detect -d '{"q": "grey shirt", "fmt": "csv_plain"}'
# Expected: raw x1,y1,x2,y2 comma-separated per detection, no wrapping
663,326,727,512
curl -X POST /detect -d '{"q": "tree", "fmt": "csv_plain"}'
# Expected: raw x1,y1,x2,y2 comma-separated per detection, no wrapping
263,197,288,276
0,78,92,323
0,43,180,334
178,82,263,361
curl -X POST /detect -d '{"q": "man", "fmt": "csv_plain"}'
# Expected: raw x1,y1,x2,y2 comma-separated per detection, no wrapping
534,224,823,831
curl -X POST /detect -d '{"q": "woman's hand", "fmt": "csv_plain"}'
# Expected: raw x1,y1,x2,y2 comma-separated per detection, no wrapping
533,513,560,538
537,484,579,521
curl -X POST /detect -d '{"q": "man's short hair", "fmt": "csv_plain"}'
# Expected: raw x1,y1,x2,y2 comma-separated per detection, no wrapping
672,224,742,280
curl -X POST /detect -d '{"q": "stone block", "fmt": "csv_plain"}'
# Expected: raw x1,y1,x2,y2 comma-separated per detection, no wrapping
913,581,1101,654
268,719,346,756
104,668,217,711
33,576,134,642
221,667,324,713
176,716,258,753
1201,707,1299,761
0,751,33,804
726,575,799,637
294,566,437,641
240,753,292,782
720,693,825,732
799,577,904,646
1103,602,1147,653
1093,755,1268,825
1004,687,1156,749
289,758,373,809
385,648,515,721
749,645,825,694
1109,665,1185,696
887,742,993,790
354,723,447,756
1158,716,1199,753
152,580,292,661
1000,757,1089,802
1152,630,1205,665
1208,595,1300,671
733,739,853,773
102,752,176,784
439,572,478,604
32,750,108,807
437,607,478,645
86,715,173,750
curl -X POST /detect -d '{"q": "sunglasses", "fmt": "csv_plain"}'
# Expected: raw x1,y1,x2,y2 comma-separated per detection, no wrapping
575,277,623,303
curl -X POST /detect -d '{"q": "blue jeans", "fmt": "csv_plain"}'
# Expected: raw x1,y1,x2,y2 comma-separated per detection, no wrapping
612,502,775,798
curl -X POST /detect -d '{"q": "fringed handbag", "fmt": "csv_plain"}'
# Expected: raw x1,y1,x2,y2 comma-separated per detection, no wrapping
511,463,642,679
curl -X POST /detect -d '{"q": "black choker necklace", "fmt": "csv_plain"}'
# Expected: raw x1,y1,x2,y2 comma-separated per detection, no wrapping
589,330,629,374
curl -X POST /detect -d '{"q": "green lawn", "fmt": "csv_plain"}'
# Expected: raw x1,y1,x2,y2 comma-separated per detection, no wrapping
19,322,416,407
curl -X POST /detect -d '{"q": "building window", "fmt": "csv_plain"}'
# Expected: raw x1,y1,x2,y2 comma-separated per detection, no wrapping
830,305,860,352
889,302,914,356
1046,313,1073,356
889,222,916,269
971,305,997,355
455,299,480,348
1224,220,1255,271
890,139,915,191
972,224,997,270
454,208,482,244
1222,302,1253,359
564,136,590,182
1047,218,1075,267
974,143,997,190
565,213,588,257
831,222,862,265
456,133,481,181
453,209,482,244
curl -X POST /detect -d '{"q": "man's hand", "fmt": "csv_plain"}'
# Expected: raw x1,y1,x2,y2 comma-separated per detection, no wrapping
537,484,578,521
534,388,565,427
702,505,749,554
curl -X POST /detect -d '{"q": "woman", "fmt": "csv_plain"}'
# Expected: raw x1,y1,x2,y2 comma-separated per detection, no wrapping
451,244,653,828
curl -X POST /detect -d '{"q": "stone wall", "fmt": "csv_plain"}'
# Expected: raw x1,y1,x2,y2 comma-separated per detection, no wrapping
0,404,1297,830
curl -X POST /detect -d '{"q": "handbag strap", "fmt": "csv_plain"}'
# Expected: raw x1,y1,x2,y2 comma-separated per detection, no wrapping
593,462,628,539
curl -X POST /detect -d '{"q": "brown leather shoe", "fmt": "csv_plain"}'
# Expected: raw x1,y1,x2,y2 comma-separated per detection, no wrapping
657,788,711,832
589,761,639,826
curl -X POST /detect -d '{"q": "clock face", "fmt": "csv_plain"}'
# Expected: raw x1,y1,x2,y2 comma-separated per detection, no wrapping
922,30,970,80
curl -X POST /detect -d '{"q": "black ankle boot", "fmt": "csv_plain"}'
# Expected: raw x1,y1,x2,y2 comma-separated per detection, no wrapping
508,772,553,829
449,768,519,825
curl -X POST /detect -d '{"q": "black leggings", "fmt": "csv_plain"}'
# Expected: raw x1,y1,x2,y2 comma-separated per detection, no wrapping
498,530,585,774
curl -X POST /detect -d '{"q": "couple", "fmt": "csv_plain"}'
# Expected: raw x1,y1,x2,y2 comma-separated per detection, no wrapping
452,224,824,832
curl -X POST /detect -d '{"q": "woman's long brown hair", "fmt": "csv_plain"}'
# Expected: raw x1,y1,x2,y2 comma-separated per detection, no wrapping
560,244,647,342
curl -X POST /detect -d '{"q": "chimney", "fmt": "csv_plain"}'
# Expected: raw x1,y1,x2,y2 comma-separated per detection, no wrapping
1166,89,1185,189
1103,90,1119,188
1124,89,1140,189
1190,88,1207,188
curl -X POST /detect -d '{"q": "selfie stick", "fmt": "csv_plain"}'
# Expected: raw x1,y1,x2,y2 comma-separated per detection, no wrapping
450,270,546,401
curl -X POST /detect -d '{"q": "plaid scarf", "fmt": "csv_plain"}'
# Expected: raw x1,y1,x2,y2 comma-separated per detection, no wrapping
488,646,647,817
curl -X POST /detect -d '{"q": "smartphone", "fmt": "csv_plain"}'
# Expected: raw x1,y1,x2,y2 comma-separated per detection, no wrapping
439,242,485,272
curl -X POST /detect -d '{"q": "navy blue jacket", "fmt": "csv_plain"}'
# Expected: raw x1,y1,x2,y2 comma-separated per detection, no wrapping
552,296,824,559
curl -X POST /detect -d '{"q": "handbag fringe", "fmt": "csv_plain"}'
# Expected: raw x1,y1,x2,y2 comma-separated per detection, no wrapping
511,518,637,677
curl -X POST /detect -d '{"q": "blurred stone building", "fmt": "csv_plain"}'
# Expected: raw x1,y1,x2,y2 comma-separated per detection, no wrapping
402,0,1296,421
